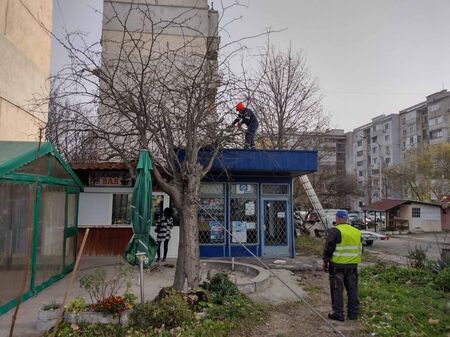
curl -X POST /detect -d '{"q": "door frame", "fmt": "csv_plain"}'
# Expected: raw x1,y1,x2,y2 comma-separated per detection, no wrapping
261,197,290,257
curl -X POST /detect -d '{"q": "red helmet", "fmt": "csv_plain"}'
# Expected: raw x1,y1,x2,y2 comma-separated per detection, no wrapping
235,102,245,111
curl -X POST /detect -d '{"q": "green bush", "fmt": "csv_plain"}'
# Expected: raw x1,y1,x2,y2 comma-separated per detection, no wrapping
434,267,450,292
130,293,192,330
66,296,87,313
201,272,238,304
407,245,428,269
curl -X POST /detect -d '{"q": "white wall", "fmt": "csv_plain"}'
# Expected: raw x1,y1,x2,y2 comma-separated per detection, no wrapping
77,188,179,257
407,204,442,232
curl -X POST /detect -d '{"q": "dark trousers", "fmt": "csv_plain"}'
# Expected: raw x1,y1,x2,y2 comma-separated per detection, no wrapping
329,266,359,318
157,240,169,259
244,121,259,149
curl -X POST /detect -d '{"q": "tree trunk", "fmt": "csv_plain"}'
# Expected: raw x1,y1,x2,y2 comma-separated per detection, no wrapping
172,169,202,291
173,199,200,291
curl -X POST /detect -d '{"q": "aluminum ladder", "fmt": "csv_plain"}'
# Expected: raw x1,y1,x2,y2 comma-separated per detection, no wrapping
299,174,330,231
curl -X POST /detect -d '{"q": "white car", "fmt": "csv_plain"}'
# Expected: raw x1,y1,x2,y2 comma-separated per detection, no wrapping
361,230,389,246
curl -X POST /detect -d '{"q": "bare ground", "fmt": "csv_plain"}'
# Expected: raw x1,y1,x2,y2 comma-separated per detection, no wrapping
233,271,367,337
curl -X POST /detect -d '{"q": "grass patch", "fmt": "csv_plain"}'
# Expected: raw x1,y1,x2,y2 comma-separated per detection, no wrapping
359,264,450,337
362,249,379,263
296,235,325,256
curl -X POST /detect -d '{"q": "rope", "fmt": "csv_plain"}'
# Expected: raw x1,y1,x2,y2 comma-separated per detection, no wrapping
195,199,348,337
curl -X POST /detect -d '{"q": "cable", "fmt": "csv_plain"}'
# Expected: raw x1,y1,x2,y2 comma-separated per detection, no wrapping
195,198,348,337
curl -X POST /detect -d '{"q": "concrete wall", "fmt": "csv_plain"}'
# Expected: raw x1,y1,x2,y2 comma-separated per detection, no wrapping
0,0,52,141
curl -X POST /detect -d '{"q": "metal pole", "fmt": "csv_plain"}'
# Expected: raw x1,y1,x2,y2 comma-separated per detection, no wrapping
136,252,145,303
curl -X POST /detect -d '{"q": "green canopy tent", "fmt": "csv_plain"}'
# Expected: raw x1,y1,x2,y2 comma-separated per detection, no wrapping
0,141,83,314
124,150,157,267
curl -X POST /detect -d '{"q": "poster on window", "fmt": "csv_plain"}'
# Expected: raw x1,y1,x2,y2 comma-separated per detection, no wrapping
245,202,255,216
232,221,247,243
236,184,254,195
208,221,224,242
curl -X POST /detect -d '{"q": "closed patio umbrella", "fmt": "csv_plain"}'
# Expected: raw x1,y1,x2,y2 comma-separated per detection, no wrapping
124,150,157,267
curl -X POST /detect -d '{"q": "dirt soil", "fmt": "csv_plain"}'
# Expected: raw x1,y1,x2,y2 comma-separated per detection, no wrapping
233,271,367,337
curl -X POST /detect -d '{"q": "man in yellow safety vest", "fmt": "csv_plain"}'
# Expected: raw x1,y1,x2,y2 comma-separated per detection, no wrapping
322,210,362,322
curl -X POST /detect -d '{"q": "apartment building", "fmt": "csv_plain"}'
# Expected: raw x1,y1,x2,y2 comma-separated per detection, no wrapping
0,0,52,141
400,90,450,153
320,129,347,173
426,90,450,145
346,114,401,209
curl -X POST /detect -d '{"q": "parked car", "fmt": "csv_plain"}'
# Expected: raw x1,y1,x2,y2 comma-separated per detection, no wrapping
361,230,389,245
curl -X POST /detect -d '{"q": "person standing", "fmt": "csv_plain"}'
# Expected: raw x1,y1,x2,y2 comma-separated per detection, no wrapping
231,102,259,149
155,207,174,262
322,210,362,321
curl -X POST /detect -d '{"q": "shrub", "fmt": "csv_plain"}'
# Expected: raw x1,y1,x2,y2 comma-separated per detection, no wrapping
407,245,428,269
79,263,132,305
434,268,450,292
130,293,192,330
201,272,238,305
66,296,87,313
91,294,127,317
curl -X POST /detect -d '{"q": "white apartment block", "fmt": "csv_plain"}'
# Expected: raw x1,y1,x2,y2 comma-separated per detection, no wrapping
0,0,53,141
347,90,450,210
346,114,401,210
400,90,450,153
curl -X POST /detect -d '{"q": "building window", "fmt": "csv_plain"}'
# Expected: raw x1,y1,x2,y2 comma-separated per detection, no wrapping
409,137,414,145
372,136,377,143
112,194,132,225
385,134,390,141
359,171,364,177
198,183,225,244
356,150,363,157
402,129,406,137
373,158,377,165
430,129,443,140
401,117,406,125
372,147,377,154
429,103,440,112
261,184,289,195
412,207,421,218
409,126,414,133
372,126,377,132
357,140,363,147
385,146,390,154
429,116,443,126
384,123,389,130
230,184,258,244
385,157,391,164
357,161,363,167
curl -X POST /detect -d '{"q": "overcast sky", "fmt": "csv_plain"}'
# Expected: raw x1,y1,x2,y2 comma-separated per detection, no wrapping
51,0,450,131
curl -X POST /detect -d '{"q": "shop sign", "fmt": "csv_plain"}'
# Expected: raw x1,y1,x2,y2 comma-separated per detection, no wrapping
89,171,132,187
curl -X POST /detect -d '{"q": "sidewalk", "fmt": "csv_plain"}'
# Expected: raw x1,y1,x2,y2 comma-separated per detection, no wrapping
0,256,175,337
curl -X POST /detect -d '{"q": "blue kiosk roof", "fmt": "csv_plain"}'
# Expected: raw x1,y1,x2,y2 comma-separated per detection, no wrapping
181,149,318,177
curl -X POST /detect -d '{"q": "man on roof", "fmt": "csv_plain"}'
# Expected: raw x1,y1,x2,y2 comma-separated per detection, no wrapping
230,102,259,149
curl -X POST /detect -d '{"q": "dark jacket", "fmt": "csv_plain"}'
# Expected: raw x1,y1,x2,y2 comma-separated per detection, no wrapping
232,108,258,127
322,226,361,269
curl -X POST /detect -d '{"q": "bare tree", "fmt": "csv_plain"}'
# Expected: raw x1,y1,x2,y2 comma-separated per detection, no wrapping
46,1,273,290
240,44,329,150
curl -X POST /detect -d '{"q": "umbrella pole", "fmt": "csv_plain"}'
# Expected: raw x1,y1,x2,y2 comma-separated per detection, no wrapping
136,252,146,303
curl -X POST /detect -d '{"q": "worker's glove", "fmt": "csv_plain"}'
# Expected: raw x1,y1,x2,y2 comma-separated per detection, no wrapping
322,261,328,272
